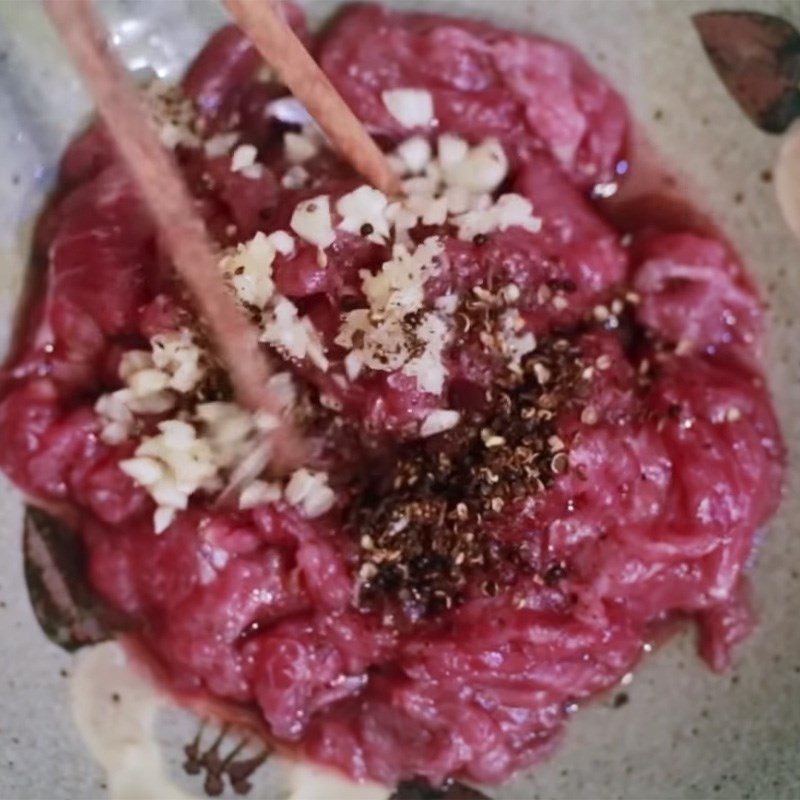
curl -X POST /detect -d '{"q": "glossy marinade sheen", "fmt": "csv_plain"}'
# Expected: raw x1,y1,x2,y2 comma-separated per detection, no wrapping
0,3,784,787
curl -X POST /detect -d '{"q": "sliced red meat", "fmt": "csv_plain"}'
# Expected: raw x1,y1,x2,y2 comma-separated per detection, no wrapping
317,3,628,185
0,3,783,789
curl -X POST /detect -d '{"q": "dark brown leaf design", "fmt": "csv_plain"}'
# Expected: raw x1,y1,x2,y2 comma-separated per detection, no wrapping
392,779,491,800
693,11,800,133
23,505,126,650
182,719,271,796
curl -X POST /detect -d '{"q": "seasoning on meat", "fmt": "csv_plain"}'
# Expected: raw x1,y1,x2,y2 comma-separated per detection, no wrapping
4,2,784,790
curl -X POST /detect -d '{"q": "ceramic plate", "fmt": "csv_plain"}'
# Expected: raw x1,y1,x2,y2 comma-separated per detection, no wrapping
0,2,798,798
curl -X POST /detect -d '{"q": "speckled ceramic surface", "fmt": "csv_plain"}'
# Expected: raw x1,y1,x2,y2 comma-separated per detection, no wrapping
0,1,798,798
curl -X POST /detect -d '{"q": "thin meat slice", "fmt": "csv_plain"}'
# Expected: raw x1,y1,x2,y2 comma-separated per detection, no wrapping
317,4,628,185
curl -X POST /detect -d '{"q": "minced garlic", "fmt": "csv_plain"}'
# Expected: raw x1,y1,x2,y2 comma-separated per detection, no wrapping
290,195,336,248
381,88,435,128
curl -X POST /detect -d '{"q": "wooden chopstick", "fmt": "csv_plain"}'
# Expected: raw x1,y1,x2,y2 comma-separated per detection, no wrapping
44,0,302,466
223,0,401,196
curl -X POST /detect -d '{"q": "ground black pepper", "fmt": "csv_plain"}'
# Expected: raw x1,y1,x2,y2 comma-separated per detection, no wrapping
347,334,592,619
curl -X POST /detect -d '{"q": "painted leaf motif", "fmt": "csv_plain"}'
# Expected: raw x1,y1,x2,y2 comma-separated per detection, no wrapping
23,505,126,651
392,780,490,800
693,11,800,133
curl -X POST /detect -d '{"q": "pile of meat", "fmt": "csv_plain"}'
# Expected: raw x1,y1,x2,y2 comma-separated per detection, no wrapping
0,3,783,788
